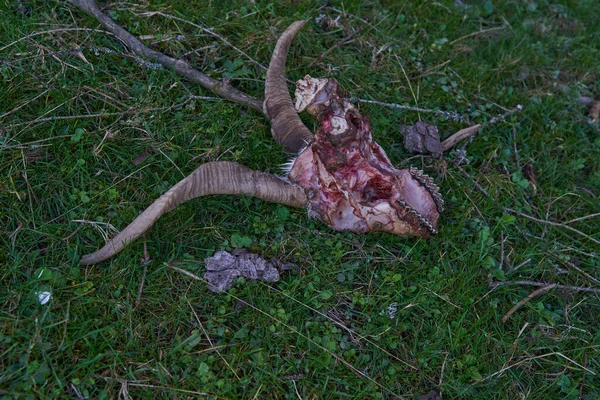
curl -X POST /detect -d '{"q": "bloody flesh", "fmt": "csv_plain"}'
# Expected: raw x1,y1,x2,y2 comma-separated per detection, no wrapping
288,76,442,237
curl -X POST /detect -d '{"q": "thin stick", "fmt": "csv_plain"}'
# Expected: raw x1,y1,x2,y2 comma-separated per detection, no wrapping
499,231,505,271
567,212,600,225
580,353,587,399
266,283,419,371
134,263,148,308
490,280,600,294
486,351,596,380
517,229,597,259
452,161,491,198
4,111,132,129
67,0,264,113
58,301,71,351
441,124,480,151
545,250,599,284
395,54,420,120
0,28,114,52
504,208,600,246
3,101,202,132
511,258,531,273
353,98,464,121
512,126,521,170
442,105,523,152
501,284,556,323
0,88,50,120
134,242,151,308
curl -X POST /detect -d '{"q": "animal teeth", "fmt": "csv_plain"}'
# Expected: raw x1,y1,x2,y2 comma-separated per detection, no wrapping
409,167,444,213
397,198,437,235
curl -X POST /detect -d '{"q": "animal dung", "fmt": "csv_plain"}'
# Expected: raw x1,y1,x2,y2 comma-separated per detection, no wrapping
203,249,296,293
401,121,443,158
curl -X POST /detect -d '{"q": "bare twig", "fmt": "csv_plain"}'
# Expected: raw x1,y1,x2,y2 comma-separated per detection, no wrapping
486,351,596,380
580,353,587,399
511,258,531,273
516,229,598,259
290,380,302,400
0,28,115,52
266,283,419,371
134,242,152,308
490,280,600,294
452,161,491,198
566,212,600,225
353,98,464,121
2,100,208,135
0,88,50,120
504,208,600,246
67,0,264,113
499,231,505,271
3,111,132,130
545,250,599,284
512,126,521,170
8,220,23,248
441,124,481,152
441,104,523,152
501,284,556,323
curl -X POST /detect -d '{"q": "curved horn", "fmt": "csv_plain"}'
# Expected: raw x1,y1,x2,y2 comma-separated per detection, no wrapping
81,161,308,265
264,20,313,153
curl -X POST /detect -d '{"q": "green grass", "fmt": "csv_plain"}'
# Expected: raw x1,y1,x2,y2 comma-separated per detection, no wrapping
1,0,599,398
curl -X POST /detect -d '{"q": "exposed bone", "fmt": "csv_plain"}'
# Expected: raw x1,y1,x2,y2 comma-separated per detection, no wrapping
80,162,308,265
287,75,441,236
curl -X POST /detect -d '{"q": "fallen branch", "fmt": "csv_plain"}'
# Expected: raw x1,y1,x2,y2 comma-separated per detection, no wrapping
501,284,556,323
490,280,600,294
67,0,264,113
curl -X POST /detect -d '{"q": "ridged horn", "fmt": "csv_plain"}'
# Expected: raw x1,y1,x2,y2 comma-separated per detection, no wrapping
264,20,313,153
80,161,308,265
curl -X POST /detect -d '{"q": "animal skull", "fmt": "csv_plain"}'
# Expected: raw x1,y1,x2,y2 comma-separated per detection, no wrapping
288,76,443,236
79,20,442,265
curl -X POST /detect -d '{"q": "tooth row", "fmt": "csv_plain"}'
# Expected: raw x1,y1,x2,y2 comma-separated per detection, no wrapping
409,167,444,213
397,198,437,235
